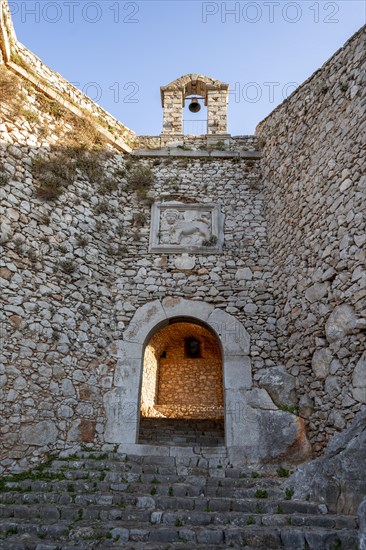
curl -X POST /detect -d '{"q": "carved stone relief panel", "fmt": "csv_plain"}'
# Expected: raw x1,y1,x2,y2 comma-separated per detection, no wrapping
149,202,224,254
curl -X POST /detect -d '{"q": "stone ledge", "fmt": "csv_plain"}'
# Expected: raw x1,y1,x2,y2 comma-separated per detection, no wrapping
6,61,132,154
0,0,17,64
132,148,261,159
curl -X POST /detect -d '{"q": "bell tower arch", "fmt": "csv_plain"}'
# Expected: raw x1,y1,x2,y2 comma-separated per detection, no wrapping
160,74,229,136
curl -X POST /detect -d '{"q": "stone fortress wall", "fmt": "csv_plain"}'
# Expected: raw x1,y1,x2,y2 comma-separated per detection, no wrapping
0,123,272,471
1,53,273,471
256,25,366,454
0,0,136,152
0,0,365,473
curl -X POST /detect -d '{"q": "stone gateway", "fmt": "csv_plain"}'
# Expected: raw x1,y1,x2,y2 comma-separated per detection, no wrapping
104,298,311,464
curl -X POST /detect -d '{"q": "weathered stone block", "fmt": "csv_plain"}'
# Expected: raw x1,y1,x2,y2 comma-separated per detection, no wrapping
225,389,311,464
312,348,333,379
224,356,252,390
208,309,250,356
257,365,297,407
123,300,167,344
20,421,57,446
67,419,96,443
104,388,139,444
352,351,366,404
162,296,213,322
235,267,253,281
325,304,358,342
136,496,156,509
284,409,366,514
114,341,143,388
305,282,329,303
111,528,129,542
359,497,366,550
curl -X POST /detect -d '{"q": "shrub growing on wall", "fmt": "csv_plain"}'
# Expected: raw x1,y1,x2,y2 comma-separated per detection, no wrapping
32,113,111,200
0,66,25,119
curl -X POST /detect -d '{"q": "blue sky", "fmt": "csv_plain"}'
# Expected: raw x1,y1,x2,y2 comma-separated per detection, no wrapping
9,0,366,136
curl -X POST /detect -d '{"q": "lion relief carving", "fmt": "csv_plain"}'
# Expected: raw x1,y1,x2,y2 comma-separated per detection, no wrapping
160,209,212,246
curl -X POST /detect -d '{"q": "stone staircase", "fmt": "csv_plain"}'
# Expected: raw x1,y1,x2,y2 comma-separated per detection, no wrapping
154,405,224,420
0,448,360,549
138,418,225,447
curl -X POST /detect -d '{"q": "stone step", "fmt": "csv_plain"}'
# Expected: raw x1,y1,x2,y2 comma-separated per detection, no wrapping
138,437,224,447
139,428,224,436
12,465,281,483
138,429,224,436
0,464,283,483
50,458,234,474
0,480,297,500
0,535,268,550
0,503,358,530
59,448,230,463
4,462,242,480
139,430,224,436
0,480,287,502
138,438,225,444
0,465,282,487
117,444,229,461
150,497,325,515
0,499,351,523
138,418,225,446
0,452,360,550
139,418,225,429
0,542,272,550
140,426,224,435
0,519,359,549
138,428,224,435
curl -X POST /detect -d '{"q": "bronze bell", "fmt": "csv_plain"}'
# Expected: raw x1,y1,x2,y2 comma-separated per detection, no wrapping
188,98,201,113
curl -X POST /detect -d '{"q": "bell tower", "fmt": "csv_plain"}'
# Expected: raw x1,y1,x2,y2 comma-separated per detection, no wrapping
160,74,229,137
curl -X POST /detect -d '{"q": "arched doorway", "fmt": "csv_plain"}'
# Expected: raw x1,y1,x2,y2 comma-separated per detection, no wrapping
104,297,252,449
104,297,310,464
139,320,224,446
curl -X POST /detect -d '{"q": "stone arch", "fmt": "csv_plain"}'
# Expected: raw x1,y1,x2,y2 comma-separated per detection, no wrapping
161,74,229,106
104,298,250,446
104,297,311,465
160,74,229,136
